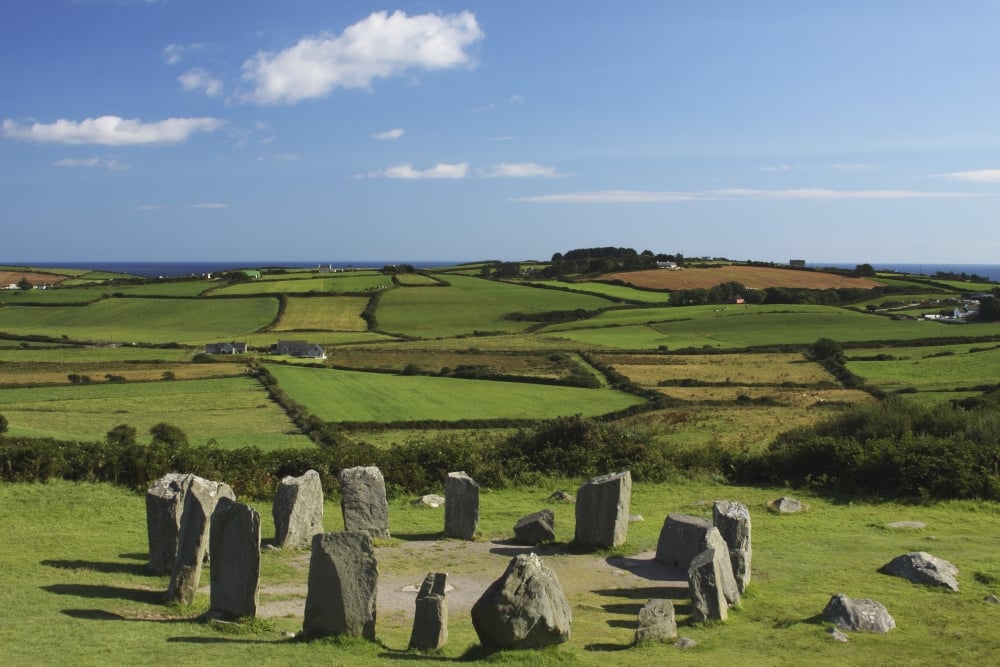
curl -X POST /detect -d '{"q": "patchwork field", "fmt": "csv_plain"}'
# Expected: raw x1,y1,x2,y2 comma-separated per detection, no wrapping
272,296,369,332
601,265,883,290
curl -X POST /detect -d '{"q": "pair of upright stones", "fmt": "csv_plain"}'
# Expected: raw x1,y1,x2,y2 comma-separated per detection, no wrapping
655,501,752,622
145,473,261,619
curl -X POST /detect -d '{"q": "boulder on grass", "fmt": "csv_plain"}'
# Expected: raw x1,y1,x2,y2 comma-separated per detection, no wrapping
513,509,556,545
822,593,895,633
471,553,571,649
634,598,677,644
879,552,959,591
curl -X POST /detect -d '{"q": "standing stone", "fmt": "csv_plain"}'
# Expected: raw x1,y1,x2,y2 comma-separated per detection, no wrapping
879,552,959,591
208,497,261,619
272,469,324,549
303,532,379,640
166,476,218,604
688,548,730,623
713,500,752,593
822,593,895,633
655,513,712,569
471,553,572,649
339,466,390,538
408,572,448,650
634,599,677,644
146,473,189,575
444,471,479,540
514,509,556,545
574,471,631,548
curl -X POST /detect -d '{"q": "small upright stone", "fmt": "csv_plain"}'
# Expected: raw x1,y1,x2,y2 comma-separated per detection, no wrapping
146,472,189,575
408,572,448,650
713,500,752,593
339,466,389,538
444,471,479,540
574,471,631,548
208,497,261,619
822,593,895,633
688,548,730,622
514,509,556,545
272,469,324,549
303,532,379,640
634,599,677,644
471,553,572,649
655,513,712,569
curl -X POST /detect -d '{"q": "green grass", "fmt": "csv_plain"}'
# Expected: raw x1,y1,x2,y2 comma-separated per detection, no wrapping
0,377,312,449
273,296,369,332
525,280,671,304
2,479,999,665
0,346,192,363
376,275,614,338
265,364,645,422
846,345,1000,392
0,297,280,345
211,274,392,295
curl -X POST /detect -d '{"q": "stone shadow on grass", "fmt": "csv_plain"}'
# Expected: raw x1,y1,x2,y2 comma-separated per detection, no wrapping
391,532,445,542
592,586,692,629
41,558,152,577
605,553,687,583
165,636,283,645
43,583,165,604
488,539,568,558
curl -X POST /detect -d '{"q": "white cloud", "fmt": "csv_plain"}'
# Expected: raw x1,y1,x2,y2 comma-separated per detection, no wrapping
368,162,469,179
829,162,879,171
240,10,484,105
164,42,205,65
2,116,222,145
509,94,524,104
190,202,230,209
256,153,300,162
482,162,562,178
53,156,129,170
372,128,405,140
178,68,223,98
513,188,983,203
941,169,1000,183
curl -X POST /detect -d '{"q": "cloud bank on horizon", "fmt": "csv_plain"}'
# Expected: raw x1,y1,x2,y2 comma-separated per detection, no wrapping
1,2,999,263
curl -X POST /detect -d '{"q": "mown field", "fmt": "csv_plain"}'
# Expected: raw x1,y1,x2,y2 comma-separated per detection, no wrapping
601,265,883,290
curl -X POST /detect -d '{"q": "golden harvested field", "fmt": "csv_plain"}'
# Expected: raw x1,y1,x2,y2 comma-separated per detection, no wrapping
273,296,369,331
0,361,250,386
597,352,837,386
652,385,871,407
599,265,883,290
0,271,67,287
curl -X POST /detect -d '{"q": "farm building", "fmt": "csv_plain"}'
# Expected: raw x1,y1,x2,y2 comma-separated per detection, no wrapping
271,339,326,359
204,342,249,355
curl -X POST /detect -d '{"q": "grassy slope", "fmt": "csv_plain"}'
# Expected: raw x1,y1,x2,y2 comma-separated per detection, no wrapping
265,364,645,422
2,480,998,666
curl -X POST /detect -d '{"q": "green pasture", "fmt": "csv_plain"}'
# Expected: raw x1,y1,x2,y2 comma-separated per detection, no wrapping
3,479,1000,665
0,297,279,345
846,345,1000,392
376,274,613,338
273,296,369,332
0,376,311,449
393,273,441,286
526,279,671,303
0,346,191,363
265,364,645,422
0,286,108,304
211,274,392,296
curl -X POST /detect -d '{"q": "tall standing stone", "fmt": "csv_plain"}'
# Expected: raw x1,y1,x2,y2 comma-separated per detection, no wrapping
574,471,631,548
408,572,448,650
688,547,731,623
471,553,572,649
209,497,261,619
146,472,189,575
273,469,324,549
167,476,219,604
444,471,479,540
339,466,390,538
713,500,752,593
303,532,379,640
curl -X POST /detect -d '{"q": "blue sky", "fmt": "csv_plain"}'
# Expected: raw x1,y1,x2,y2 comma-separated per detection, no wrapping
3,1,1000,263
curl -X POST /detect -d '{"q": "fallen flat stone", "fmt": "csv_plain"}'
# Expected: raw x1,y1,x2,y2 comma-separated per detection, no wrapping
674,636,697,649
822,593,895,633
574,471,631,548
513,509,555,545
548,490,574,503
415,494,445,508
272,469,324,550
886,521,926,530
771,496,805,514
634,598,677,644
303,531,379,640
471,553,572,649
880,552,959,591
339,466,390,539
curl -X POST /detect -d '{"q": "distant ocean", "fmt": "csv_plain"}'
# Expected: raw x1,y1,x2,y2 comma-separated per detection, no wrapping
817,263,1000,280
19,261,462,278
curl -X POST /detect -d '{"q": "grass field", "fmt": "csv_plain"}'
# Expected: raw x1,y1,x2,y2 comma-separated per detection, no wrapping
846,345,1000,393
525,280,672,304
3,479,999,666
601,265,883,290
0,376,311,449
211,274,392,295
272,296,370,332
0,297,279,344
265,364,645,422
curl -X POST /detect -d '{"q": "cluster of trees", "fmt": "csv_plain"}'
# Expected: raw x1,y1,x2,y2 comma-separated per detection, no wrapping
543,247,683,277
